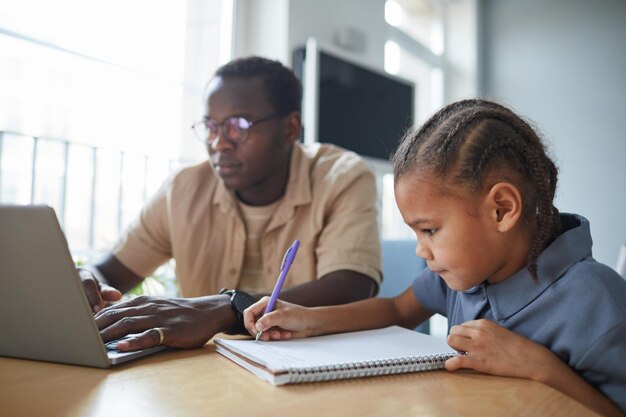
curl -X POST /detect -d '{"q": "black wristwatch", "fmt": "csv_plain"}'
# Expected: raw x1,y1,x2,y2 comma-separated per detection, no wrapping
219,289,255,335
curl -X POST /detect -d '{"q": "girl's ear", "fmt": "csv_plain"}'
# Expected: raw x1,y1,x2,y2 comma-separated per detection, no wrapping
485,182,523,232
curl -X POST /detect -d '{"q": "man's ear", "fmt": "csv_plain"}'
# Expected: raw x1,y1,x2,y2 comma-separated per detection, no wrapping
485,182,523,232
284,112,301,143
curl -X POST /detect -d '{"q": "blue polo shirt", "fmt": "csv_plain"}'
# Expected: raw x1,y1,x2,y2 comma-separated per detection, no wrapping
412,213,626,411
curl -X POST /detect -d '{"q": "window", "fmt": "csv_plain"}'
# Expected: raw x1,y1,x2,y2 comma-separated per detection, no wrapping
385,0,445,125
383,0,449,335
0,0,233,262
381,0,446,242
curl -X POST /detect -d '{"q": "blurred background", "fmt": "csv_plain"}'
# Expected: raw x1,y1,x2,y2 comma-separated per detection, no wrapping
1,0,624,276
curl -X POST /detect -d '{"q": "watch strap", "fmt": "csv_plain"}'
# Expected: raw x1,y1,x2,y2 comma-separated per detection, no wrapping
219,288,254,335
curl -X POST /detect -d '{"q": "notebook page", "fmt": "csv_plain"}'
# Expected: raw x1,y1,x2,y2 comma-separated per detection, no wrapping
215,326,455,372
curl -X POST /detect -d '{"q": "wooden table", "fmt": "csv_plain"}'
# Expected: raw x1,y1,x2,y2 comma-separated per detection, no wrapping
0,343,598,417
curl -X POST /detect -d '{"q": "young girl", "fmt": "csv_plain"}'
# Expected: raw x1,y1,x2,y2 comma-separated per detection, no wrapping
243,99,626,417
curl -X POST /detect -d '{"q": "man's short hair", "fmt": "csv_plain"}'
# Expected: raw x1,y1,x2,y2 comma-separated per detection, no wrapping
215,56,302,115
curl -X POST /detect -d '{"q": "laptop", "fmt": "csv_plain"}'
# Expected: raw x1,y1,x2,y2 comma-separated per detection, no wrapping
0,204,166,368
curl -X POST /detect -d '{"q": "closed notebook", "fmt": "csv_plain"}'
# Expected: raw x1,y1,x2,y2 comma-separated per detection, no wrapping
214,326,457,385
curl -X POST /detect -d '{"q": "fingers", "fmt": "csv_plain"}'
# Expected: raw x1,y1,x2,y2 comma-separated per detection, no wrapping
448,320,485,337
255,309,289,333
255,327,293,342
95,297,164,340
243,297,300,341
445,354,470,371
116,328,165,352
446,324,479,372
99,283,122,303
254,305,306,341
78,268,122,313
94,296,154,325
445,319,503,374
447,325,472,353
78,269,105,313
243,296,271,336
254,311,295,341
98,313,156,343
447,319,494,352
95,296,224,350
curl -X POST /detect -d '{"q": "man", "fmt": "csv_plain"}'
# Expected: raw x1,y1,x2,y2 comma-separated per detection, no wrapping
81,56,381,351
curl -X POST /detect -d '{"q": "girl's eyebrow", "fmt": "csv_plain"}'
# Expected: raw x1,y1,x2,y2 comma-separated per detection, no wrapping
406,218,432,228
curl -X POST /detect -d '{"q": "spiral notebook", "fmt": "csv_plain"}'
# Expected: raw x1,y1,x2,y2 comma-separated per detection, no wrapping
214,326,458,385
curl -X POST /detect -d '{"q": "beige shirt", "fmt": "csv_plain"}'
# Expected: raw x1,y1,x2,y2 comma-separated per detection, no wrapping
113,143,382,297
237,199,280,293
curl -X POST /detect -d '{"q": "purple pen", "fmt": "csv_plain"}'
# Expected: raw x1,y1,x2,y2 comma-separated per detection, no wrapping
255,239,300,341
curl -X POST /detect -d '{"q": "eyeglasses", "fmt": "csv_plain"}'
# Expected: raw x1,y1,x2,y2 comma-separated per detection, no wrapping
191,114,285,146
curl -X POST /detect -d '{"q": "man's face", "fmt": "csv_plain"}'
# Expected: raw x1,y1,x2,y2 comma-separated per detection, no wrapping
204,76,296,203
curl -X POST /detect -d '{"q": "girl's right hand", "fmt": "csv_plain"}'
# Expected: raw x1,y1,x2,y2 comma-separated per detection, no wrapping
243,296,316,341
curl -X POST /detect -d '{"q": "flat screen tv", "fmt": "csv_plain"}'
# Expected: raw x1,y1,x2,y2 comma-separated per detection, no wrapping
293,38,414,161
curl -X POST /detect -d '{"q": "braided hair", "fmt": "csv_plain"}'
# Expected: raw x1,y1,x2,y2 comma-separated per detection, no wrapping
391,99,560,280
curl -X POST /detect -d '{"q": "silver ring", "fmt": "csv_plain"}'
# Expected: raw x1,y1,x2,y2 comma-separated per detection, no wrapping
154,327,165,346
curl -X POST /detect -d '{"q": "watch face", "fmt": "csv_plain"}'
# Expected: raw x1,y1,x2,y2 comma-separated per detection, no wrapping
232,291,254,313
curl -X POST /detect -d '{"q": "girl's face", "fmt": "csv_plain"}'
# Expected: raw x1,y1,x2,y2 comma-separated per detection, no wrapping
394,174,513,290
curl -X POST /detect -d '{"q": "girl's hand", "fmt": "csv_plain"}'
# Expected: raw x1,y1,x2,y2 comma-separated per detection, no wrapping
243,296,317,341
445,319,556,380
446,319,626,417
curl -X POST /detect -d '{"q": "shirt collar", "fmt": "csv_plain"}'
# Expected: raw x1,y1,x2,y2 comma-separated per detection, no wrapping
486,213,593,321
266,143,312,231
213,167,236,214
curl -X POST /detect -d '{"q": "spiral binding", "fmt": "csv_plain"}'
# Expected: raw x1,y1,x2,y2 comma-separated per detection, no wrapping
287,353,456,383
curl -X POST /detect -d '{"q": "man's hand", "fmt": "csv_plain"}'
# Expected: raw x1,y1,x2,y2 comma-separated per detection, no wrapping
78,268,122,313
94,294,236,351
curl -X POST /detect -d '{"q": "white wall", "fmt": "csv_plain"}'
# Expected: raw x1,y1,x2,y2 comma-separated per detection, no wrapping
287,0,386,70
180,0,225,161
445,0,478,102
232,0,479,228
234,0,478,101
234,0,387,70
480,0,626,266
233,0,290,63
